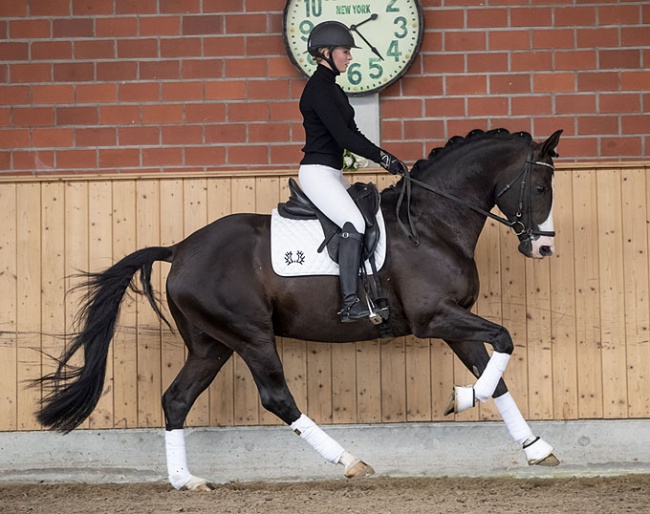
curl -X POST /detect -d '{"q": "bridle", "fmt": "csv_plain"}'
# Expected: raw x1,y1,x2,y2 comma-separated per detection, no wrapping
395,148,556,246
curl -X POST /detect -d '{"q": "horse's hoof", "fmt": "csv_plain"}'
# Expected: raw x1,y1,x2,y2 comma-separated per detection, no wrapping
524,437,558,466
344,460,375,478
531,453,560,467
444,391,455,416
444,385,475,415
181,476,216,492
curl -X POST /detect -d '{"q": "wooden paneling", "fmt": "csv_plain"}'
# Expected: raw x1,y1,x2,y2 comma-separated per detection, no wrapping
1,164,649,432
0,184,18,431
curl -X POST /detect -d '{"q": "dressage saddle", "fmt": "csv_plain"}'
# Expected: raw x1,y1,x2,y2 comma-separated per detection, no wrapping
277,178,381,263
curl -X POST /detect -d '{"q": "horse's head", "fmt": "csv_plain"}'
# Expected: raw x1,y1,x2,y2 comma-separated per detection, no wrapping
495,130,563,259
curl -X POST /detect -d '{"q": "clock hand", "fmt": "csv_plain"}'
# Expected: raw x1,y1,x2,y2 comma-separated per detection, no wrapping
350,26,384,61
349,13,378,31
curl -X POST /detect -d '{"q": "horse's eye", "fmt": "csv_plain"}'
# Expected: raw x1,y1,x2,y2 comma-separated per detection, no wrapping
536,185,546,194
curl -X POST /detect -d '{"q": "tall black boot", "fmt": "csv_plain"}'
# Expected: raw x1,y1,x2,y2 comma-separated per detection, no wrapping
337,223,370,323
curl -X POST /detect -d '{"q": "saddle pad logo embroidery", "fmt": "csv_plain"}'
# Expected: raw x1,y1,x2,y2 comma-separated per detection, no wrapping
270,208,387,277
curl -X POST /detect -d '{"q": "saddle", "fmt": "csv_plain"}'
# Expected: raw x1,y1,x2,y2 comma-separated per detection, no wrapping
277,178,381,263
277,178,391,333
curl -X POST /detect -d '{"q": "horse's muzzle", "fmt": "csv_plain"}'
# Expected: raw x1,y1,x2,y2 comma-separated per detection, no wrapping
519,235,555,259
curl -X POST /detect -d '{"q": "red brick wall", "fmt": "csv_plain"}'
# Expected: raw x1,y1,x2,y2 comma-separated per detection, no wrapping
0,0,648,175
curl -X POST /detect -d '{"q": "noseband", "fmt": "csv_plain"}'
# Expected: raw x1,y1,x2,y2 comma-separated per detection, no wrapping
395,148,555,246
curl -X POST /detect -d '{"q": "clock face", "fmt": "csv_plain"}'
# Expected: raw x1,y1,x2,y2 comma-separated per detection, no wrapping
283,0,423,96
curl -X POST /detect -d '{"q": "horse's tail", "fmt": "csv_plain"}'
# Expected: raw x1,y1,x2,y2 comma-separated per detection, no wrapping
34,245,175,433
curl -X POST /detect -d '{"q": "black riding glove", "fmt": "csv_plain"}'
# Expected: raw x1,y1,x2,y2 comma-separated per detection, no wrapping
380,150,408,175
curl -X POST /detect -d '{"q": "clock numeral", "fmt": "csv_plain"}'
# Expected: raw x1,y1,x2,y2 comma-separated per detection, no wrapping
386,0,399,13
304,0,322,17
387,40,402,61
394,16,408,39
347,62,362,85
369,58,383,80
299,19,314,42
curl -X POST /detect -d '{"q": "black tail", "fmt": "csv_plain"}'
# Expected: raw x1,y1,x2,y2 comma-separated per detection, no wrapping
34,246,175,433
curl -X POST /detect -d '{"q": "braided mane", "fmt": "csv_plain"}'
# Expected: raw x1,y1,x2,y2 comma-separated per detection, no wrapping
411,128,533,177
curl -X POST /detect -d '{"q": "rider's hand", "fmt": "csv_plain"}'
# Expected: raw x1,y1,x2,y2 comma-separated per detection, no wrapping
380,150,408,175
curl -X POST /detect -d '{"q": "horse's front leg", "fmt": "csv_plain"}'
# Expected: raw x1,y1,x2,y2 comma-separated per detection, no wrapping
494,391,559,466
445,338,559,467
416,305,515,412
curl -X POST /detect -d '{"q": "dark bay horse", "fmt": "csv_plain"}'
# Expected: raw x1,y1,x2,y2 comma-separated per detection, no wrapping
36,128,563,490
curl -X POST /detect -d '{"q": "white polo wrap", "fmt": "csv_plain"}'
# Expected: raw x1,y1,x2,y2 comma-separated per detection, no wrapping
494,391,533,445
165,429,193,490
290,413,345,464
474,351,510,402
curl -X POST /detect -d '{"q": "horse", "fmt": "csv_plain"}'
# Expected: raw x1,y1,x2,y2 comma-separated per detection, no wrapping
35,128,563,491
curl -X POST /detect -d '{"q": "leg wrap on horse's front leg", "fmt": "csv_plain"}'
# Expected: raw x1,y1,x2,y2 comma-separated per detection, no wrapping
494,392,559,466
290,414,374,478
474,351,510,402
494,392,533,445
446,352,511,415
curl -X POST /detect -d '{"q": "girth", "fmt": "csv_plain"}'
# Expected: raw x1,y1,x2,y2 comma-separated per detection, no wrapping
277,178,381,263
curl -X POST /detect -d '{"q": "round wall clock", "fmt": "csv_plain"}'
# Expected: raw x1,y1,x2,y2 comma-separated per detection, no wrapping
283,0,424,96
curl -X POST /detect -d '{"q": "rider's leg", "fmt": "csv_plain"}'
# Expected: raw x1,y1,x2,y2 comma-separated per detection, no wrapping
299,165,368,322
337,222,370,321
298,164,365,231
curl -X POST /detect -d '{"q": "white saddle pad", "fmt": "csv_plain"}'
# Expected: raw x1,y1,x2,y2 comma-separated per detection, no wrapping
270,208,387,277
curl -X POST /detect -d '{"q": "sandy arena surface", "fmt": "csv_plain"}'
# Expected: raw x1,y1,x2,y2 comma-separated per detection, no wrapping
2,474,649,514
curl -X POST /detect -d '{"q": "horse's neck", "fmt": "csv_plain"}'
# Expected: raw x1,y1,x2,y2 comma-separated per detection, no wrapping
419,160,499,212
406,156,510,252
378,180,485,258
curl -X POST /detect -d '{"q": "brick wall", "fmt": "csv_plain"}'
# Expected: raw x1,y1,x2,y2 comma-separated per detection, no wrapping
0,0,648,175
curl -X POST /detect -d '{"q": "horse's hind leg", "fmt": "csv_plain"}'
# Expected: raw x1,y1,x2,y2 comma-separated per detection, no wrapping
236,336,374,479
446,340,559,467
162,310,234,490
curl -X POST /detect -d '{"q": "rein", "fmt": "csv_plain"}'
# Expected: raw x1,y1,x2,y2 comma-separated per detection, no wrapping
395,149,555,246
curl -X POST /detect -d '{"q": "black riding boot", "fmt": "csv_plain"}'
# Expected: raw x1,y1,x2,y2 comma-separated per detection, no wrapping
337,223,370,323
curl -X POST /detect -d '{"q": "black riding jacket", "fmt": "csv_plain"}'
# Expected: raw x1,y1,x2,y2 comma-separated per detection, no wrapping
299,64,382,170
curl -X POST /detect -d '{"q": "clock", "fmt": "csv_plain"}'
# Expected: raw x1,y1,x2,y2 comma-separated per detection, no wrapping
282,0,424,96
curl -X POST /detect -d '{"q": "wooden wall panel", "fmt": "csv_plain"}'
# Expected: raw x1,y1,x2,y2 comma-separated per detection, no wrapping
1,165,649,433
572,170,604,418
112,180,138,428
550,171,578,420
0,184,17,431
623,169,650,417
16,184,41,430
87,181,113,429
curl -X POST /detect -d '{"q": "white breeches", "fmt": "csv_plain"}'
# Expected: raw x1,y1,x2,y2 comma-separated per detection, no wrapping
298,164,365,233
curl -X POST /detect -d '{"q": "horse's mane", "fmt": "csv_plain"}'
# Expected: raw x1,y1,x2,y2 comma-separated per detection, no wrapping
410,128,533,178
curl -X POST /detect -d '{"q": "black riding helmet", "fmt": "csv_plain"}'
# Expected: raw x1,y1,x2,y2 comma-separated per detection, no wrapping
307,21,359,75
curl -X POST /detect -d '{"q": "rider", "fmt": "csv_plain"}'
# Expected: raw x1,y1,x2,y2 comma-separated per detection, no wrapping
298,20,408,323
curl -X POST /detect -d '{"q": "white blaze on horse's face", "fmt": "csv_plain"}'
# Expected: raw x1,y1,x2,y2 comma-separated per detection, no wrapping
530,176,555,259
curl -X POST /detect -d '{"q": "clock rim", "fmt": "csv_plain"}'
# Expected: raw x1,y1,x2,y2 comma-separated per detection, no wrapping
281,0,425,97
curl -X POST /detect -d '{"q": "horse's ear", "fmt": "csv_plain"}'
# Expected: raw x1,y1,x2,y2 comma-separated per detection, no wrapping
541,129,563,158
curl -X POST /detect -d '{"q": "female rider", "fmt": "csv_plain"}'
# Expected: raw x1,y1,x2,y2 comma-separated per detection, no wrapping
298,20,408,323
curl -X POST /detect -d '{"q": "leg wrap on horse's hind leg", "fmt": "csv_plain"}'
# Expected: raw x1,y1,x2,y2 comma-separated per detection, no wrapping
165,429,193,489
290,414,344,464
494,392,533,445
474,351,510,402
